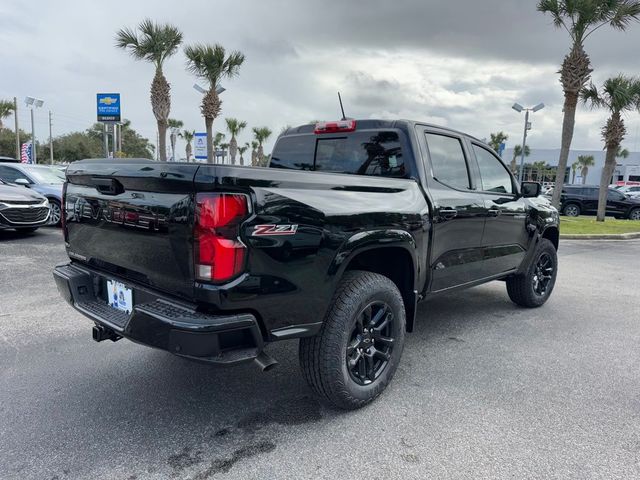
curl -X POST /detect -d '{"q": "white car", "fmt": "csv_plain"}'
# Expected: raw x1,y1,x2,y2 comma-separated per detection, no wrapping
616,185,640,198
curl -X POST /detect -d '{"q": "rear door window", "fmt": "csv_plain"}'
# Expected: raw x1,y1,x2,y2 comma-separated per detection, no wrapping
587,188,599,198
471,145,514,194
425,133,470,190
271,131,406,177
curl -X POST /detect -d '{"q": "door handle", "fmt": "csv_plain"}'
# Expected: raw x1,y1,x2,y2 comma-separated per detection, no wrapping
439,208,458,219
487,208,501,217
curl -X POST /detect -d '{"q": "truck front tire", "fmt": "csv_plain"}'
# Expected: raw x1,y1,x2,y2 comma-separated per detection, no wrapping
506,238,557,308
299,270,406,409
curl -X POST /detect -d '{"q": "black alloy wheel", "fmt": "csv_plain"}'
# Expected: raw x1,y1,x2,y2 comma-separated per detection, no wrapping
346,301,395,386
532,252,554,296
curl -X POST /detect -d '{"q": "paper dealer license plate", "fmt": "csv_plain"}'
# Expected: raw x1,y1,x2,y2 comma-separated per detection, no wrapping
107,280,133,314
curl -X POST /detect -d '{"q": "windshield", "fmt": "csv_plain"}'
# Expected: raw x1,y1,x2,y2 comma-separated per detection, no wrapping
24,166,64,184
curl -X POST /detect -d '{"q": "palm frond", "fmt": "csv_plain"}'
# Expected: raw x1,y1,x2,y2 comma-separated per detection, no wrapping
116,19,182,69
580,82,606,108
181,129,194,142
252,127,273,145
167,118,183,129
0,99,15,118
608,0,640,30
577,154,595,167
184,43,245,89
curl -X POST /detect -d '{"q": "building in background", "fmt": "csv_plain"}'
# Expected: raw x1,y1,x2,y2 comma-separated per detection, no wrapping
502,148,640,185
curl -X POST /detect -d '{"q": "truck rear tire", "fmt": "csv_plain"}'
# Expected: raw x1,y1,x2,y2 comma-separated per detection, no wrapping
299,270,406,410
506,238,557,308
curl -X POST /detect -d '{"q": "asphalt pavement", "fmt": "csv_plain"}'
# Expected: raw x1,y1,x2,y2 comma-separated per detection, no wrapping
1,228,639,480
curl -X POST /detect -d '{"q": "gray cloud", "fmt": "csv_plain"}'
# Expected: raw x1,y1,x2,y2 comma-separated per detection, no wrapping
1,0,639,156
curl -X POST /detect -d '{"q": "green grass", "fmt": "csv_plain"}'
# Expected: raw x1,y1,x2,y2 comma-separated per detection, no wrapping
560,216,640,235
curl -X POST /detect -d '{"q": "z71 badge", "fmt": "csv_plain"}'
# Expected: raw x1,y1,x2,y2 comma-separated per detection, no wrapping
252,224,298,236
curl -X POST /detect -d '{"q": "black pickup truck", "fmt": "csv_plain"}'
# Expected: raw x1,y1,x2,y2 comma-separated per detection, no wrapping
53,119,559,409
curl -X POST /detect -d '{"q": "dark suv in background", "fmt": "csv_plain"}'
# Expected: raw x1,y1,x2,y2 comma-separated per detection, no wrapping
560,185,640,219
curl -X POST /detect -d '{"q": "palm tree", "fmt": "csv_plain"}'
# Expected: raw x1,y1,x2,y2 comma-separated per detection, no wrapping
212,132,225,163
115,19,183,162
181,129,194,162
252,127,272,166
532,161,547,181
488,131,508,154
167,118,183,161
220,142,230,163
184,44,245,163
577,155,595,184
225,118,247,165
0,99,15,130
250,141,259,166
238,144,248,166
538,0,640,208
510,144,531,174
581,75,640,221
571,160,580,183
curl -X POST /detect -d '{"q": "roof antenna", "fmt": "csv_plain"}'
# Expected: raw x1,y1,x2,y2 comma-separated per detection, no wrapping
338,91,347,120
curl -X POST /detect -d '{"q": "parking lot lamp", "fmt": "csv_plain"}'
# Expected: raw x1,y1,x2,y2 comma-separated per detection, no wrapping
512,102,544,183
24,97,44,164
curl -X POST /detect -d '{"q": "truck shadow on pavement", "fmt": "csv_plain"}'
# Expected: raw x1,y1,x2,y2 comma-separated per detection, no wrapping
13,283,531,479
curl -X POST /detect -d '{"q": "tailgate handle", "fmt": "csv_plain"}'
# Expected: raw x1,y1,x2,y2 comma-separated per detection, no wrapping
91,177,124,195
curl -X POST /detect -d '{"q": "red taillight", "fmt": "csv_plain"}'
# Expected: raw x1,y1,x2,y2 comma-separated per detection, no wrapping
194,193,249,283
314,119,356,134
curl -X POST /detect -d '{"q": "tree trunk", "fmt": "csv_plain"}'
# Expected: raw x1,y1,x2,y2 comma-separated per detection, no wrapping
581,168,588,184
571,170,576,183
257,144,264,166
596,147,618,222
186,143,192,162
239,154,244,166
551,92,578,207
205,117,214,164
229,136,237,165
170,132,176,161
157,121,168,163
251,149,258,167
151,69,171,162
200,89,222,165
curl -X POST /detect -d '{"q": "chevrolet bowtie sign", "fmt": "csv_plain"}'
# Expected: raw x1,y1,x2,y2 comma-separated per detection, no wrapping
97,93,121,122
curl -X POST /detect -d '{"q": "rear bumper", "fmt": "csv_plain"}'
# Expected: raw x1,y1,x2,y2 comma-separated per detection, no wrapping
53,263,265,364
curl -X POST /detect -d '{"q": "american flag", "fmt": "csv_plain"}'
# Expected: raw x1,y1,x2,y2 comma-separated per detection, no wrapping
21,142,32,164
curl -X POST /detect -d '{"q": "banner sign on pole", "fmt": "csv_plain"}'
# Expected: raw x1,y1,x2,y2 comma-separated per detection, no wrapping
97,93,121,122
21,142,33,164
194,133,207,160
498,142,506,157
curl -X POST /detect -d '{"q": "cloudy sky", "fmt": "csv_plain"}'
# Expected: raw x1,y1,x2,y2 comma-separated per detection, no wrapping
2,0,640,158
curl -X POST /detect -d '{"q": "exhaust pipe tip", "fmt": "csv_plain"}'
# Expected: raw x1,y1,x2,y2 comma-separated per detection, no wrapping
254,351,278,372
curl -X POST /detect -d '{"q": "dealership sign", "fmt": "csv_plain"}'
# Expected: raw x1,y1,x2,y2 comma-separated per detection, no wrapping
96,93,121,122
194,132,207,160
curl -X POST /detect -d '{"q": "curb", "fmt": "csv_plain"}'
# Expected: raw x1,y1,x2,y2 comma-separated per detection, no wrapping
560,232,640,240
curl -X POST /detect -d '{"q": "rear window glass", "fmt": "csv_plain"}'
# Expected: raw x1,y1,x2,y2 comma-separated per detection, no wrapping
270,131,406,177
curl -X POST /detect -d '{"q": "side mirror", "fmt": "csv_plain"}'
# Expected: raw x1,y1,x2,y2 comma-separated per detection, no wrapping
14,178,30,187
520,181,541,198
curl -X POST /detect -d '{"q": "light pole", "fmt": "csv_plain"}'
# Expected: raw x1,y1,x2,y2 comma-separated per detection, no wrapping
512,102,544,183
25,97,44,164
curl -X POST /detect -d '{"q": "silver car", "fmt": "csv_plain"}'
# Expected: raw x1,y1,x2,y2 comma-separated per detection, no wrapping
0,179,50,232
0,163,64,226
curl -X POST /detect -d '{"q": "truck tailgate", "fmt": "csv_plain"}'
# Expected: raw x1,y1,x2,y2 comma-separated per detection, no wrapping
64,161,197,299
